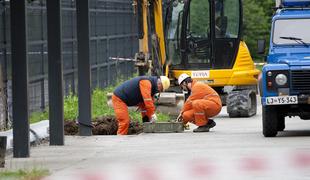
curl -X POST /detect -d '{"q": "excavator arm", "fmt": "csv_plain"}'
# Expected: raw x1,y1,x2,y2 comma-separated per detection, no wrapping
133,0,168,76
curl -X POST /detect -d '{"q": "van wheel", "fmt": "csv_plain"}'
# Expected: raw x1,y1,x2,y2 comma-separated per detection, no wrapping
262,106,278,137
277,115,285,131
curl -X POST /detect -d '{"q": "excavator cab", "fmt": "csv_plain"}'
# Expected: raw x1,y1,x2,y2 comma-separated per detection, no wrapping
167,0,240,71
165,0,260,117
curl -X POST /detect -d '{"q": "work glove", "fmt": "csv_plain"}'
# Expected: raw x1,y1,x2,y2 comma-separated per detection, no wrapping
150,114,157,123
154,93,160,100
183,123,190,130
176,113,183,122
153,93,160,105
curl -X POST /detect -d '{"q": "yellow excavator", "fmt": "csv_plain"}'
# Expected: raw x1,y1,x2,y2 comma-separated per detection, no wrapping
111,0,260,117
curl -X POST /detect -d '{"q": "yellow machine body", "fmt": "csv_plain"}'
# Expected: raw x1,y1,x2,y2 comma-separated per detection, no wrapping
172,41,260,87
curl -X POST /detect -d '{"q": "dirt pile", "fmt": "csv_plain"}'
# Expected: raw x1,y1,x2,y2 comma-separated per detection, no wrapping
64,121,79,135
92,116,118,135
64,116,143,135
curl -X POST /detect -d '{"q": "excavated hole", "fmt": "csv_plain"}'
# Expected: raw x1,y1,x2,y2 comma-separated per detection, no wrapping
64,116,143,135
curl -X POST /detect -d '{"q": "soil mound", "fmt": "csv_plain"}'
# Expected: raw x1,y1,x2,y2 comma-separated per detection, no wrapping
64,116,143,135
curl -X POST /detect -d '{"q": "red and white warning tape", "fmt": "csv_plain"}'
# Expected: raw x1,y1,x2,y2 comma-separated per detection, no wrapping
44,150,310,180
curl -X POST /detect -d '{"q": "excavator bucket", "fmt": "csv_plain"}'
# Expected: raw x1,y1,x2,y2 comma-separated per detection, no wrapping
107,92,184,116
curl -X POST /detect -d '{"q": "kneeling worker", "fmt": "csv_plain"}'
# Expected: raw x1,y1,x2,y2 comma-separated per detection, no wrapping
177,73,222,132
112,76,170,135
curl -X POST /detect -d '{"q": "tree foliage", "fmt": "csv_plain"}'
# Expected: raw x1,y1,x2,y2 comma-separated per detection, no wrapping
242,0,274,61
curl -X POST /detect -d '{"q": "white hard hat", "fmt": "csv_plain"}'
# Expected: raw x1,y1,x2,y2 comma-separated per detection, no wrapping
160,76,170,91
178,73,190,85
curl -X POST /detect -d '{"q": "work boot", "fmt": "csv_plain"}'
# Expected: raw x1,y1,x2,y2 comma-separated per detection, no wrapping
206,119,216,128
193,125,210,133
193,119,216,133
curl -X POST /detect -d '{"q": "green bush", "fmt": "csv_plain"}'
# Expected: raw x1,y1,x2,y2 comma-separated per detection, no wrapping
29,111,49,124
63,92,79,121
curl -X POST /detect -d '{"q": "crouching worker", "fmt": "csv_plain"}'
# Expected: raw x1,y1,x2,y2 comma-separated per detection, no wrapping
177,73,222,132
112,76,170,135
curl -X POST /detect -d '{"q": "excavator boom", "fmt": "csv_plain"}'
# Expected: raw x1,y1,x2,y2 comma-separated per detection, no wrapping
133,0,167,76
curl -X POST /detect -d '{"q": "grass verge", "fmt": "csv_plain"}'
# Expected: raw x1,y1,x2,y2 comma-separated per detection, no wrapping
0,168,49,180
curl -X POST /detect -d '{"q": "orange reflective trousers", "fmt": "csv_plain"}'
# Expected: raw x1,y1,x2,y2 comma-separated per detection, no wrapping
182,98,222,126
112,94,129,135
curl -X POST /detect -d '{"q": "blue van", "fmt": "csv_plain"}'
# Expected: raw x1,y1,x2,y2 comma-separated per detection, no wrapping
259,0,310,137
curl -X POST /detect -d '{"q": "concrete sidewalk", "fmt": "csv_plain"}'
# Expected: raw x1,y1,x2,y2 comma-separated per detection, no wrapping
3,107,310,180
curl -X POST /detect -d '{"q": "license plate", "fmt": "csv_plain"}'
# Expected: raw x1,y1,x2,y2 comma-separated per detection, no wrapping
266,96,298,105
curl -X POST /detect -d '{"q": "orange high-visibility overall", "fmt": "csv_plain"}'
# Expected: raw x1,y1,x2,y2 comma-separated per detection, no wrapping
112,80,156,135
181,80,222,126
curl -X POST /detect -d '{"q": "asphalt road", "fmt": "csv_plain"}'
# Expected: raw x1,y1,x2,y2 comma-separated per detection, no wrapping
4,100,310,180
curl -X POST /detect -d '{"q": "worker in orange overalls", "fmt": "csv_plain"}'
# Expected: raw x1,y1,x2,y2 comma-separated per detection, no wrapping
177,73,222,132
112,76,170,135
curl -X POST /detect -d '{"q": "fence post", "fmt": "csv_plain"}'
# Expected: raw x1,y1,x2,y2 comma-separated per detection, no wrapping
107,38,111,85
0,136,7,167
47,0,64,145
40,0,45,111
10,0,30,158
1,1,9,130
0,63,6,130
76,0,92,136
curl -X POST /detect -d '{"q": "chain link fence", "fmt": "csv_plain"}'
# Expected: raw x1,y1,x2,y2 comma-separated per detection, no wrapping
0,0,138,130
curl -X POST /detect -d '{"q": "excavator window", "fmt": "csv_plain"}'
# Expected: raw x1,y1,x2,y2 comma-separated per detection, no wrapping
187,0,211,65
215,0,239,38
213,0,241,69
167,1,184,66
167,0,242,70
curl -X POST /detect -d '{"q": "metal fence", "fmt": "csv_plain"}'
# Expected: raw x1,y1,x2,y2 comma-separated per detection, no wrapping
0,0,138,129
